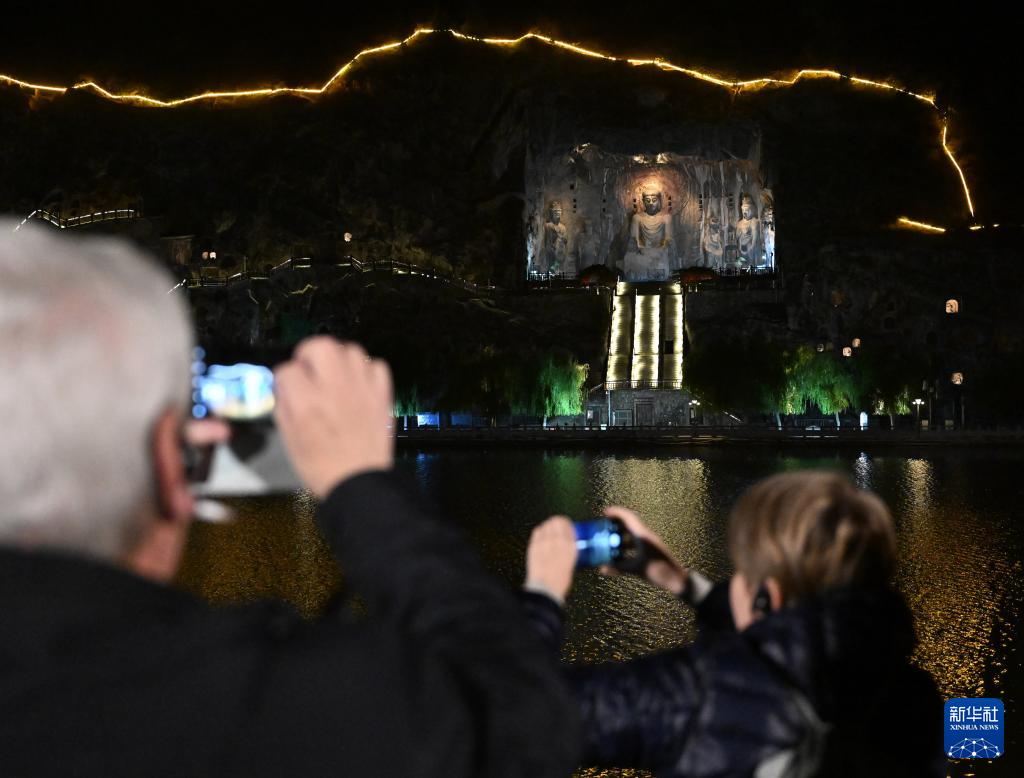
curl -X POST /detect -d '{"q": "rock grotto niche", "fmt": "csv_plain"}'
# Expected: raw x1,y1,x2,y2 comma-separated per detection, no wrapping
526,143,775,280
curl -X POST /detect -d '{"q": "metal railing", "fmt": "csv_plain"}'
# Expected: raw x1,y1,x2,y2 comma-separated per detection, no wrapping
178,255,493,294
336,257,491,294
396,424,1024,442
527,267,777,281
13,208,140,232
604,379,684,390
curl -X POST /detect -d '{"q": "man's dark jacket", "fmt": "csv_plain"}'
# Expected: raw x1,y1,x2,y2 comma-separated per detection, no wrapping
0,471,580,777
527,582,944,777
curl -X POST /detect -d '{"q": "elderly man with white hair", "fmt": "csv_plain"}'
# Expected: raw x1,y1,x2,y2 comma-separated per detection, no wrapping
0,222,579,777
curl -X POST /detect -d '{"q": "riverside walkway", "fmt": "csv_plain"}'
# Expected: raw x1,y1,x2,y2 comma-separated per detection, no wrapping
397,425,1024,448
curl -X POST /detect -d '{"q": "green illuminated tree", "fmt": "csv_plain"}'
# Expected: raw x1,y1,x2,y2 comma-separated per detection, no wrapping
512,350,589,424
536,353,589,423
782,346,860,426
394,384,422,424
683,340,865,426
440,347,588,425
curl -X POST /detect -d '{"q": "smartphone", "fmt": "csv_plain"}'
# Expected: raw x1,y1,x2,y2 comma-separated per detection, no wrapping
191,354,275,421
573,517,631,568
188,350,302,496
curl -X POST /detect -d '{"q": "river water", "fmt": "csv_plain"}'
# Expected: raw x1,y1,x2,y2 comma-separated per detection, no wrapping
177,447,1024,776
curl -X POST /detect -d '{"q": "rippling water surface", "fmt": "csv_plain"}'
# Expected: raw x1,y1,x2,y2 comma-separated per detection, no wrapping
177,447,1024,777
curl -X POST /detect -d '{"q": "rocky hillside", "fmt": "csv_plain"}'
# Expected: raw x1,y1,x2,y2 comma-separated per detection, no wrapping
2,34,967,285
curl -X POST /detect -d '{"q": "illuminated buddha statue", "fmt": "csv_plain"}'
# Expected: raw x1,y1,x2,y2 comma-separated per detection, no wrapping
622,185,674,280
541,200,568,274
735,194,760,265
761,204,775,269
630,188,674,252
702,209,724,268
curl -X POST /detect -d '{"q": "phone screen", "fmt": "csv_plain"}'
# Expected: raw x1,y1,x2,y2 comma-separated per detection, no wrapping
192,350,275,421
573,518,625,568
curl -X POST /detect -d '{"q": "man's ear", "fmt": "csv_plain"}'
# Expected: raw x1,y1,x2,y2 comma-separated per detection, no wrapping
151,407,193,524
764,577,784,613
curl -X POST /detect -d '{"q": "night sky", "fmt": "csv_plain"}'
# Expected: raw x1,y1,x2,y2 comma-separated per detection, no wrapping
2,1,1019,219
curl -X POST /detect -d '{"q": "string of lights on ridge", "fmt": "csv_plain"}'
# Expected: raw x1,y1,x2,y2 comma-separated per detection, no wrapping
0,27,976,225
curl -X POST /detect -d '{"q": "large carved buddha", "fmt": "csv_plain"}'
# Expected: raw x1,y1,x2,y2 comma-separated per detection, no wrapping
624,186,674,280
631,188,674,251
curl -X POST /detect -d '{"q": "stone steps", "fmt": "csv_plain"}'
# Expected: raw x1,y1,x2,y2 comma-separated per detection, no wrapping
605,283,635,385
605,281,683,389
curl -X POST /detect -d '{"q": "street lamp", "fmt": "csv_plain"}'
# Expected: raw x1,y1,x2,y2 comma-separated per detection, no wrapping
689,399,701,426
912,398,924,429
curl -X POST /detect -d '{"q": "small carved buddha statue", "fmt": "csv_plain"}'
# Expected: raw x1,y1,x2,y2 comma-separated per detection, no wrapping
542,200,569,273
761,204,775,268
702,209,724,268
735,194,761,264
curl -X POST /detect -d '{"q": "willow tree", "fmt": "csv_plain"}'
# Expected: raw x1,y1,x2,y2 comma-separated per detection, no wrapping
537,354,589,425
783,346,859,427
516,351,588,426
394,384,422,424
451,348,589,426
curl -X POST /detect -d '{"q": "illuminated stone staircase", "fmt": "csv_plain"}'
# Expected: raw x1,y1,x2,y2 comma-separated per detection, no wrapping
660,283,683,388
605,282,634,387
605,281,683,389
630,292,660,386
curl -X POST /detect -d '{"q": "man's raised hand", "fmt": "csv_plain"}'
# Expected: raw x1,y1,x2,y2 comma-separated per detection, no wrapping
274,337,394,499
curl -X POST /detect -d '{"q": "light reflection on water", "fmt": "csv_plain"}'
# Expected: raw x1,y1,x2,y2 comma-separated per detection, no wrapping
178,448,1024,777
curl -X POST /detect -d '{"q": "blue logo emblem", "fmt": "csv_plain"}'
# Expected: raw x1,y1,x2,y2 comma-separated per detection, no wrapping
945,698,1003,759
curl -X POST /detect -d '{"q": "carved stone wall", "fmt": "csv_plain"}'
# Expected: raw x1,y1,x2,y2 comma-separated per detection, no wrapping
527,142,773,279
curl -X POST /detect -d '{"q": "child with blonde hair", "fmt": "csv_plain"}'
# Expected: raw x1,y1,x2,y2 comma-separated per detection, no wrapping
524,471,943,777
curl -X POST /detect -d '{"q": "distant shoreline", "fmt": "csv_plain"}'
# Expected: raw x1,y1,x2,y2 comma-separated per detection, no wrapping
396,428,1024,449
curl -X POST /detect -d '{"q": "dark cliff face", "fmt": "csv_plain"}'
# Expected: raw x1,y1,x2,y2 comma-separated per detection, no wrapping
684,234,1023,419
2,33,1018,418
2,34,967,280
190,268,610,412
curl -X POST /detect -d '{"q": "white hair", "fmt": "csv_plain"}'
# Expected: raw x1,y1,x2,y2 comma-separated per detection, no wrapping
0,220,193,559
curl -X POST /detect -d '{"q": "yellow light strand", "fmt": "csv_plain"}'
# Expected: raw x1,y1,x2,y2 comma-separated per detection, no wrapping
942,121,975,217
0,27,974,215
898,217,947,233
0,28,947,107
73,80,322,107
849,76,936,105
0,74,66,93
